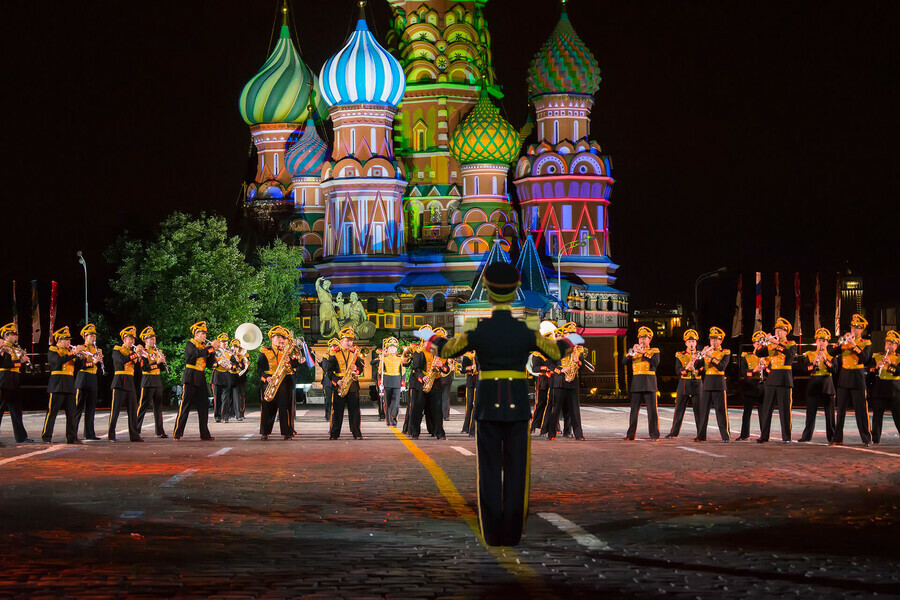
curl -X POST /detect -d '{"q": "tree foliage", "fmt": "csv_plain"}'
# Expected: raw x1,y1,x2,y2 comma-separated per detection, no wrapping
255,239,303,334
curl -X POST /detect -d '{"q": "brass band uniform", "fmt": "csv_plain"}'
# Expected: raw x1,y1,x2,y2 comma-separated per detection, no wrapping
212,332,230,423
798,328,836,443
259,326,304,440
422,262,578,546
547,322,584,441
174,321,217,441
378,337,405,428
756,318,796,443
623,326,661,441
667,329,702,439
326,326,364,440
0,323,33,444
74,324,102,440
137,326,168,438
694,326,731,442
870,330,900,444
109,326,142,442
406,327,445,440
462,350,480,436
829,314,873,446
41,327,80,444
319,338,338,421
736,331,767,441
224,339,247,423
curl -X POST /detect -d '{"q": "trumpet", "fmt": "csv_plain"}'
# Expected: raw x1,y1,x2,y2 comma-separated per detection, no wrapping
146,346,169,374
1,342,31,365
837,332,855,347
626,344,644,358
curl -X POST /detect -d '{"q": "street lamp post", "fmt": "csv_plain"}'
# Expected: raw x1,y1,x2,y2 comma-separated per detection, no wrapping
556,237,590,319
76,251,88,326
693,266,727,331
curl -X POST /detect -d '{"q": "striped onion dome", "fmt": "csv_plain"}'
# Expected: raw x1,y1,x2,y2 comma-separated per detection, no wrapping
319,10,406,108
527,4,601,97
449,88,520,165
285,119,330,178
239,18,326,125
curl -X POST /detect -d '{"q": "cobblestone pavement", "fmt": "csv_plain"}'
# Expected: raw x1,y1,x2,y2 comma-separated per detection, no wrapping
1,403,899,599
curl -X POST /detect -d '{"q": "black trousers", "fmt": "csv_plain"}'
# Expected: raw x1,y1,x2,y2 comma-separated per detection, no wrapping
213,383,229,421
428,388,445,439
329,388,361,439
799,393,835,442
476,420,530,547
384,387,401,427
530,388,549,434
42,392,77,443
669,388,701,437
547,387,582,439
401,390,412,434
262,383,295,437
75,385,98,438
323,385,333,421
626,391,660,440
697,389,730,441
463,383,477,435
137,386,166,436
223,385,242,422
0,388,29,442
109,388,140,442
834,388,871,444
174,383,212,440
441,382,452,420
759,386,792,442
871,396,899,444
738,390,762,439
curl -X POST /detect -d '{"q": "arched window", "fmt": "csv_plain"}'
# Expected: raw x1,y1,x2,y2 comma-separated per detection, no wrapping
350,129,357,151
367,297,377,313
433,293,446,312
383,297,394,312
413,294,427,313
553,120,559,143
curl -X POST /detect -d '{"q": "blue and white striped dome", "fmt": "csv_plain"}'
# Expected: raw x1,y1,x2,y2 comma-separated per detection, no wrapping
319,15,405,108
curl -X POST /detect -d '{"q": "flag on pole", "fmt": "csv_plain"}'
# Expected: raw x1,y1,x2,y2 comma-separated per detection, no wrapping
48,281,59,338
754,272,762,332
813,273,821,331
773,272,781,323
731,274,743,337
834,272,841,337
793,272,802,338
31,280,41,348
11,281,17,329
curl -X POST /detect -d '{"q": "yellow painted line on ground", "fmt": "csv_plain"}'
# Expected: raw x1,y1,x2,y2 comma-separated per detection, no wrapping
389,426,558,598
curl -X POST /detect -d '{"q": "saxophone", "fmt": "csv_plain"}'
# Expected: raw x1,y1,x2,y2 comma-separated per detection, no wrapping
422,356,442,393
336,348,361,398
263,337,297,402
562,347,583,382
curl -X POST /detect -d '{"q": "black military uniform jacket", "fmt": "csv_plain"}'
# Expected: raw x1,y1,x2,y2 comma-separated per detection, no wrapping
318,354,332,391
75,343,101,390
801,350,836,395
47,346,78,394
407,350,434,392
829,338,872,390
434,308,573,422
676,351,703,394
325,348,364,394
871,352,900,398
623,348,660,393
110,345,139,392
141,348,164,388
183,339,215,387
258,346,303,394
551,353,579,390
756,341,795,387
695,349,731,391
0,346,23,390
739,352,767,391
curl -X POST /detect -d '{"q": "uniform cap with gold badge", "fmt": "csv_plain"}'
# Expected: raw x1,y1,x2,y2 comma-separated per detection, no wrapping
52,326,71,341
563,322,578,334
384,336,399,347
230,338,242,347
814,327,831,341
140,326,156,341
708,326,726,339
637,326,653,339
850,313,868,329
1,322,19,337
774,317,792,333
433,327,448,338
886,330,900,345
327,337,339,347
80,323,97,338
190,321,208,335
482,262,520,304
268,326,292,339
751,330,767,342
338,326,355,340
216,332,229,342
683,329,699,341
120,325,137,340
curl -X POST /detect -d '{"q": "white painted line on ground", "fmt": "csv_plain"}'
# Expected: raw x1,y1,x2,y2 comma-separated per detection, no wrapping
208,447,232,457
295,410,308,418
450,446,474,456
538,512,609,550
0,445,68,466
811,442,900,458
241,433,255,440
161,467,198,488
677,446,725,458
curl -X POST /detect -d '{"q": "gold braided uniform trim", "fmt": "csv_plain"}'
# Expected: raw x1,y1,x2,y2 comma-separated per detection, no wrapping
479,370,528,380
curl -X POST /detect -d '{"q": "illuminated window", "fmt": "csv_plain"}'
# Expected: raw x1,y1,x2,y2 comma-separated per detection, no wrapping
492,176,497,195
561,205,572,229
350,129,356,151
553,120,559,143
474,177,479,195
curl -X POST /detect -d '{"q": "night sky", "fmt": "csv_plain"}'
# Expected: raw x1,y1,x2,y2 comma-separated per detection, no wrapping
2,0,896,335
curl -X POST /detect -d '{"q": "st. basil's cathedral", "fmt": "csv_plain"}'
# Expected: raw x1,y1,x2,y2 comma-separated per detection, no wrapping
238,0,628,391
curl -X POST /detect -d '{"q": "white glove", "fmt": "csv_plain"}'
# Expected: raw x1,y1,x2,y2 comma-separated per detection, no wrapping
413,327,435,341
566,333,585,346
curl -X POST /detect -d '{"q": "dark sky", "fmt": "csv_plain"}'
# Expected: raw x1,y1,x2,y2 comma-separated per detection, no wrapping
1,0,896,334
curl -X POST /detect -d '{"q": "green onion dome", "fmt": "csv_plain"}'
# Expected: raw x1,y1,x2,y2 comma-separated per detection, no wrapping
449,88,520,165
239,21,326,125
527,4,601,97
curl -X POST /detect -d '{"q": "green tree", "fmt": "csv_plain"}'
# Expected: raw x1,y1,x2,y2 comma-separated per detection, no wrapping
105,212,261,387
255,239,303,334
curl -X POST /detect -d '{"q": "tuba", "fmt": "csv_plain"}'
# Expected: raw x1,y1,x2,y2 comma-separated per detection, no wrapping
235,323,263,351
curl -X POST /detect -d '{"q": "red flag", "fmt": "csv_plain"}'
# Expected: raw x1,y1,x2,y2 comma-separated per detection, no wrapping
834,272,841,337
813,273,821,331
731,274,743,338
11,281,17,329
773,272,781,324
31,280,41,348
48,281,59,338
754,272,762,332
793,273,802,337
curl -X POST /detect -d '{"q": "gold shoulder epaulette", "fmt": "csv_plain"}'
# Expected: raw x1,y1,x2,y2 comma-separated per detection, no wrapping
49,345,59,353
723,349,731,355
525,315,540,331
648,348,660,355
463,318,478,333
114,345,126,354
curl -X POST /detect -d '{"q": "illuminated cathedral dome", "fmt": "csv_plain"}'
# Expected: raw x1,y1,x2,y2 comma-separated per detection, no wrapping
319,9,406,108
527,4,601,97
449,88,520,165
239,15,325,125
285,119,330,178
